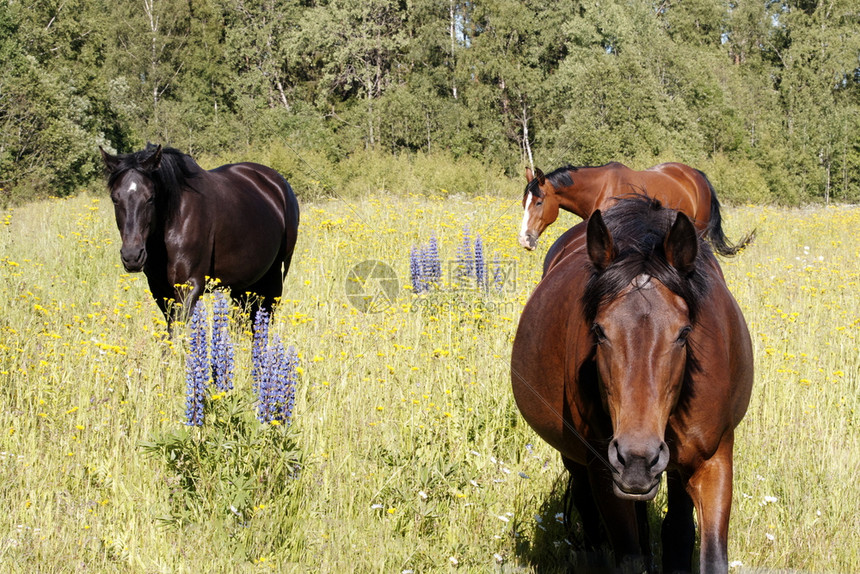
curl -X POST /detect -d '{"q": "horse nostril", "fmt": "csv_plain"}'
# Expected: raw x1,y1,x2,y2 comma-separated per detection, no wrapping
649,442,667,469
613,440,626,466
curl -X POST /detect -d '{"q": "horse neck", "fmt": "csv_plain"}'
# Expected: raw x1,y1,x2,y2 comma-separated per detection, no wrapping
156,157,198,227
553,168,603,220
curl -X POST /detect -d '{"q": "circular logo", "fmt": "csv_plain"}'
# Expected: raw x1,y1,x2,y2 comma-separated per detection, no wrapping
345,260,399,313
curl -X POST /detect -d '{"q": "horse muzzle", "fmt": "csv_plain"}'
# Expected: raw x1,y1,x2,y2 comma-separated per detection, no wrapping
121,246,147,272
519,232,538,251
608,437,669,501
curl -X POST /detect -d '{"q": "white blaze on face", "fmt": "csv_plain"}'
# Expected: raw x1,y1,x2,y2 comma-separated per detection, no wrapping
632,274,654,290
519,193,533,241
124,181,138,195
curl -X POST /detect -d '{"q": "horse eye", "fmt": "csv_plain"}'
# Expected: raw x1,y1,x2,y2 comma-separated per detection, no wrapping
535,201,543,207
677,326,692,344
592,323,607,343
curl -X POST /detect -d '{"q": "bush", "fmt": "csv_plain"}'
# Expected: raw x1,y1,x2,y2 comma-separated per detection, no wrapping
704,153,773,205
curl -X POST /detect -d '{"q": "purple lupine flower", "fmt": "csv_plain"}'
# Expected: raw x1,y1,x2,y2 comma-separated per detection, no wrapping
456,226,474,284
423,235,442,286
268,337,287,423
256,337,299,425
255,336,277,423
252,308,270,386
185,301,208,426
210,292,234,392
474,235,487,291
410,245,427,294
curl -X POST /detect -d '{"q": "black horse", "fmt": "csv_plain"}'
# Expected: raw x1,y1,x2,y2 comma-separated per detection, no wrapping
100,144,299,329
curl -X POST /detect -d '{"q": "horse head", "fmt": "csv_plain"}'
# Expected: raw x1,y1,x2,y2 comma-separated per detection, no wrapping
519,167,561,250
100,144,163,272
585,208,700,501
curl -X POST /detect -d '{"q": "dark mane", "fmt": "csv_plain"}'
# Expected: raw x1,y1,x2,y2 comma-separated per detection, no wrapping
582,195,712,326
525,165,578,198
106,144,200,215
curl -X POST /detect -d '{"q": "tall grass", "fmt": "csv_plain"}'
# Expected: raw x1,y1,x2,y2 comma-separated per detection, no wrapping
0,192,857,572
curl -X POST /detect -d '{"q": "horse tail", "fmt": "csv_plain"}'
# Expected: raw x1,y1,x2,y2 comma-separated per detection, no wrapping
281,179,300,282
700,170,755,257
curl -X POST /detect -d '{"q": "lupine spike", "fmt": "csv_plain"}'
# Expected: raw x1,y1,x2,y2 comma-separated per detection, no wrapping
255,335,299,426
423,235,441,287
475,235,487,291
410,235,443,294
184,301,208,426
456,226,474,283
256,337,275,423
211,292,234,392
427,235,442,284
269,337,287,423
252,308,270,387
410,245,426,294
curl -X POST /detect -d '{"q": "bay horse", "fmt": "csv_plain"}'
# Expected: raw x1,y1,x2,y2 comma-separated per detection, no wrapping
100,144,299,329
511,196,753,573
518,162,753,257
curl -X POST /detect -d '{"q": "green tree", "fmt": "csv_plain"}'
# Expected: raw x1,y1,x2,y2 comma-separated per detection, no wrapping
455,0,578,169
0,0,125,200
544,0,705,165
299,0,407,150
775,0,860,201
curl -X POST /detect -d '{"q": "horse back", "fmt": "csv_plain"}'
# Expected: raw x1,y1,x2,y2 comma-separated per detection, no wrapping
588,163,710,228
542,220,588,276
646,163,713,227
208,162,298,224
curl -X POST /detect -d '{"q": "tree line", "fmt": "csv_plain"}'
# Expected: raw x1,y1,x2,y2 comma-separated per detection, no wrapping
1,0,858,205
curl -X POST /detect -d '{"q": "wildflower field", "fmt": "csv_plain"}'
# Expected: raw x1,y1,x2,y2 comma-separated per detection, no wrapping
0,190,858,573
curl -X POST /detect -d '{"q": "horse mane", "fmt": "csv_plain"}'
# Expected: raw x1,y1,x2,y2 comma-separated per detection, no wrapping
106,144,200,217
525,165,578,198
582,195,713,326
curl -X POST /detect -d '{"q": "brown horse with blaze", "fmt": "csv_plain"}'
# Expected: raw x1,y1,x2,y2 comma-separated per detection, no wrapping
511,196,753,573
519,162,753,257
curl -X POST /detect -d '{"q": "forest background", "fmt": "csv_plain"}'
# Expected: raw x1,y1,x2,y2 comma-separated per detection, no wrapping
1,0,858,206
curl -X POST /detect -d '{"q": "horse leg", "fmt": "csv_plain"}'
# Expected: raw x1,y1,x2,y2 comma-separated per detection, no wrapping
159,267,205,335
685,435,736,574
562,456,604,551
144,270,177,336
586,463,646,571
245,263,285,328
661,470,696,573
636,500,654,573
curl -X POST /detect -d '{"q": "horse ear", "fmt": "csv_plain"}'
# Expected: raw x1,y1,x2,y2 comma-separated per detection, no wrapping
141,144,163,172
525,167,534,183
99,146,120,172
586,210,615,271
664,212,698,275
534,167,546,186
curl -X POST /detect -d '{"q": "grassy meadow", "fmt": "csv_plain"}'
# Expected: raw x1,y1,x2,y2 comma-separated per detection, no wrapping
0,189,858,573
